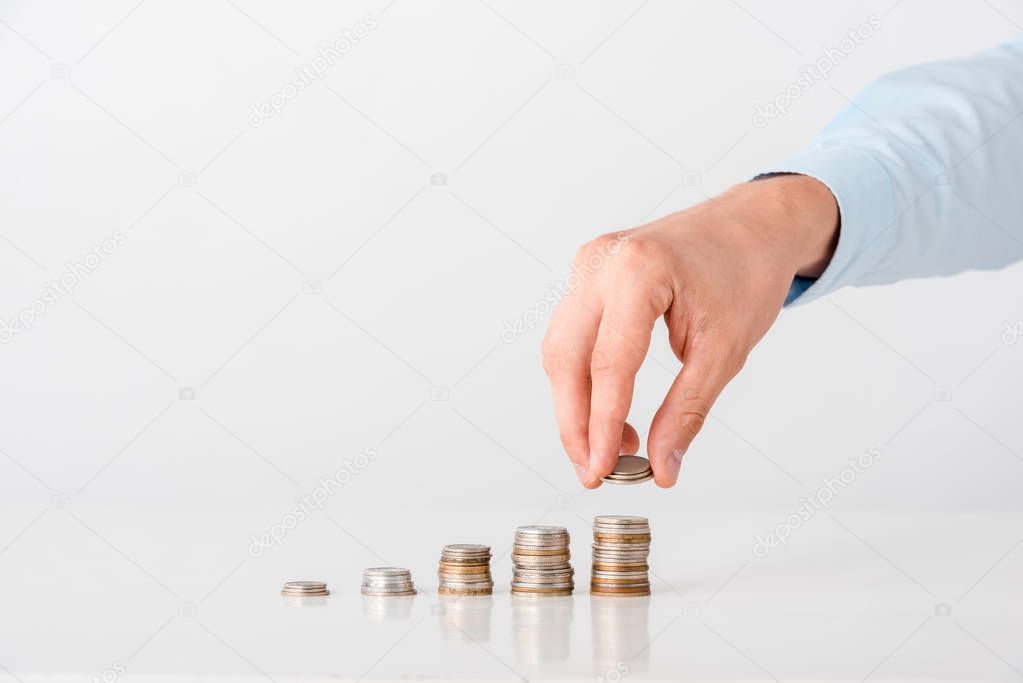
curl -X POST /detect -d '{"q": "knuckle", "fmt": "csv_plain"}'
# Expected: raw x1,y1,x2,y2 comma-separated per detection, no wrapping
589,347,616,376
717,345,748,378
678,412,706,441
727,352,748,376
614,236,655,268
678,384,712,412
573,232,632,273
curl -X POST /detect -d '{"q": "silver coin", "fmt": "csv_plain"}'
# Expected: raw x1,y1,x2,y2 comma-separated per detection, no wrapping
363,567,412,577
442,544,491,556
439,580,495,588
512,569,573,577
514,537,569,546
601,472,650,482
603,472,654,485
511,560,572,569
592,545,650,553
607,455,653,476
283,580,327,589
594,515,649,526
363,579,415,587
362,584,417,593
514,533,569,541
593,556,649,564
591,569,649,579
516,525,569,536
603,469,653,479
362,579,415,587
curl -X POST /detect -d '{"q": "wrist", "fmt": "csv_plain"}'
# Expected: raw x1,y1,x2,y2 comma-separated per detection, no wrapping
721,175,840,279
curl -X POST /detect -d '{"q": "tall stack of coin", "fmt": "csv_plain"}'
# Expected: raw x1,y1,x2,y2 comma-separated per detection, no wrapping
511,525,574,596
361,567,416,596
591,516,651,596
438,544,494,596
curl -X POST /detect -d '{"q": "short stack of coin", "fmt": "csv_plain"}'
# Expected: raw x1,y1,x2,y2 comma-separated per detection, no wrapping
602,455,654,485
280,580,329,597
511,525,574,596
361,567,416,596
591,516,651,596
438,544,494,596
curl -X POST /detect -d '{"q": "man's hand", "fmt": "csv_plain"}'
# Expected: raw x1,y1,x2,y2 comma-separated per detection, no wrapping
541,175,839,488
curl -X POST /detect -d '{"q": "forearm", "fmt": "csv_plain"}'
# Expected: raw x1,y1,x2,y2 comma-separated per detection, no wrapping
762,35,1023,303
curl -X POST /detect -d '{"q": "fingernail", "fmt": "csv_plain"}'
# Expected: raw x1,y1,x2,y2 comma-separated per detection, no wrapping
665,448,685,484
573,463,588,484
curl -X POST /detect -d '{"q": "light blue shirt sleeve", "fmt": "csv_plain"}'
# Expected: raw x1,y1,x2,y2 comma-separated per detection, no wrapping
759,36,1023,305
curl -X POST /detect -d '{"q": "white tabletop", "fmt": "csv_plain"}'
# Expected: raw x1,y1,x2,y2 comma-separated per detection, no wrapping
2,509,1020,682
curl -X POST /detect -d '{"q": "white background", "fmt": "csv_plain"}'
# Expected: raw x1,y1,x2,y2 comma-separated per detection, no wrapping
0,1,1021,681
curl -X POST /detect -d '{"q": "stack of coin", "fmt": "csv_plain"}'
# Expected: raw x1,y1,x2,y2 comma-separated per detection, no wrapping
591,516,651,596
438,544,494,596
602,455,654,485
361,567,416,596
511,525,574,596
280,580,329,597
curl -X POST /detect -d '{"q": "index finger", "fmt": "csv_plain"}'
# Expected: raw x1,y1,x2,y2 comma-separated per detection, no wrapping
542,294,601,484
586,295,659,484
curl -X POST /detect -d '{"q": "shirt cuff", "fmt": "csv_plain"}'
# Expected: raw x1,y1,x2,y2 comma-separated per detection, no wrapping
757,146,897,306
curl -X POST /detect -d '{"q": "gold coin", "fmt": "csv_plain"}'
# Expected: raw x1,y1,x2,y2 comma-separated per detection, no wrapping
590,586,651,595
511,587,574,596
593,534,651,543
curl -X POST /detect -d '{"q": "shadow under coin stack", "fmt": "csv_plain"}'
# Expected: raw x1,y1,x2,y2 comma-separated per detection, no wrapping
438,544,494,596
511,525,574,596
361,567,416,596
591,516,651,597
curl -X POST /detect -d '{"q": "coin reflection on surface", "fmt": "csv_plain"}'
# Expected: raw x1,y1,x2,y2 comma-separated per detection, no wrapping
281,595,328,608
361,594,415,621
591,595,651,674
511,594,574,668
436,594,494,641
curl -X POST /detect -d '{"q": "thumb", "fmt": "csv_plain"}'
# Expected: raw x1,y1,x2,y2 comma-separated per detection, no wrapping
647,347,738,487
